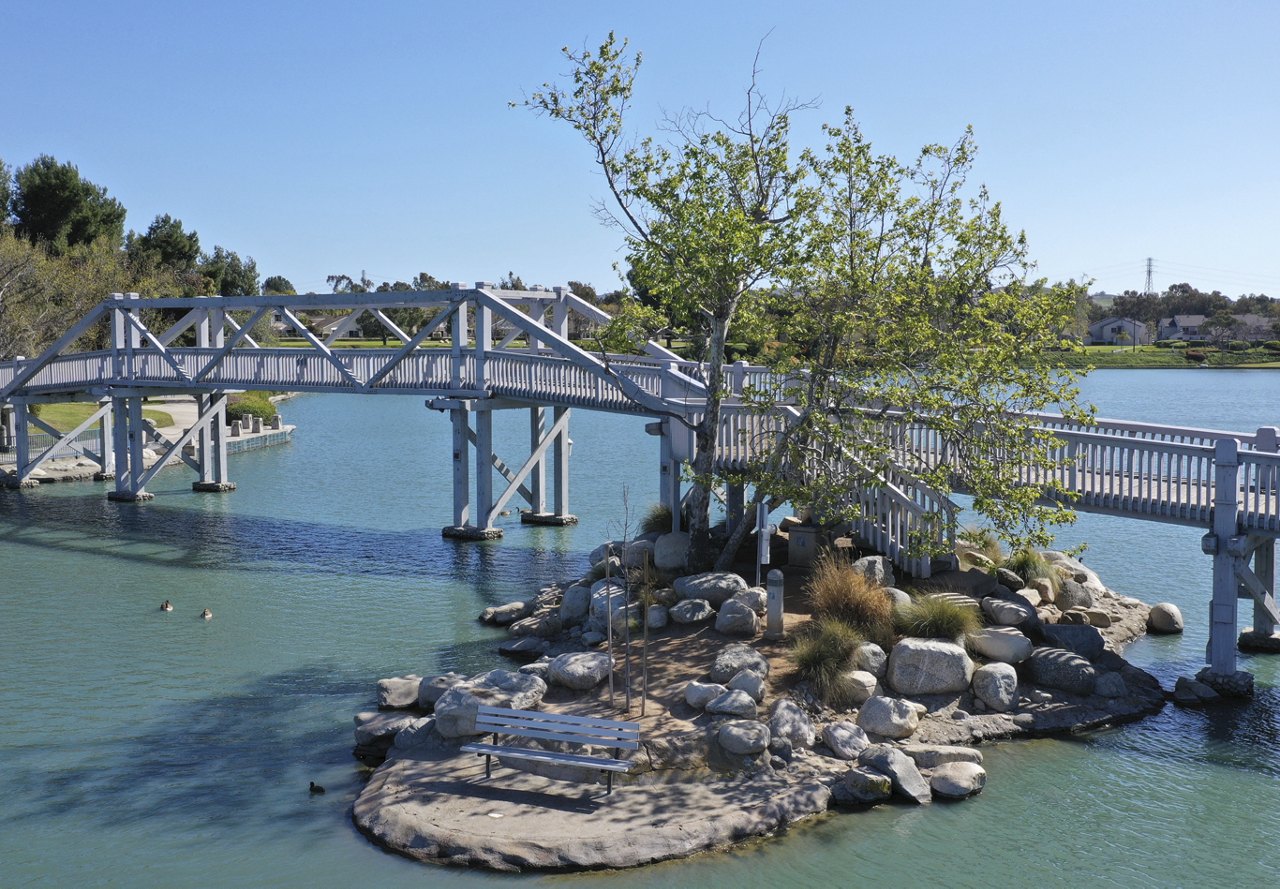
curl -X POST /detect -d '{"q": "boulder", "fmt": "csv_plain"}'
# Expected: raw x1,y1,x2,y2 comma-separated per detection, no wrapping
996,567,1026,591
1025,647,1097,696
1041,623,1106,661
480,600,530,626
508,611,562,638
930,761,987,799
646,604,669,629
887,638,974,695
1095,672,1128,698
845,670,879,705
852,556,895,588
377,674,423,709
498,636,549,660
715,599,760,637
971,662,1018,712
981,596,1038,628
705,689,758,718
822,721,870,760
388,716,443,755
858,744,931,804
685,680,728,710
1029,576,1056,602
856,695,920,740
900,744,983,769
734,586,768,614
769,698,816,749
587,579,627,629
839,766,893,804
433,670,547,738
709,642,771,683
1148,602,1184,634
417,672,466,709
669,598,715,624
622,539,656,569
717,720,770,755
1084,608,1113,628
968,627,1033,664
1174,676,1220,706
354,711,426,747
673,571,749,606
559,584,591,623
588,541,618,564
853,642,888,678
547,652,614,690
653,531,690,572
580,630,606,646
518,657,552,680
884,587,912,610
727,669,766,702
1055,578,1095,611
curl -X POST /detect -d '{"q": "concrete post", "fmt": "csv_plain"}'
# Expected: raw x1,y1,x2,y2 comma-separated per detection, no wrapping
451,407,470,528
0,403,13,451
658,421,681,532
475,406,494,528
765,569,785,640
451,300,469,389
110,396,129,498
1208,438,1241,675
529,406,546,514
95,400,115,479
13,401,30,482
1254,539,1277,637
552,406,570,517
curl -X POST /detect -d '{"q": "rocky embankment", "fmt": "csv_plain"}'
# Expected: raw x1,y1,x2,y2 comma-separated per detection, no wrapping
350,538,1179,872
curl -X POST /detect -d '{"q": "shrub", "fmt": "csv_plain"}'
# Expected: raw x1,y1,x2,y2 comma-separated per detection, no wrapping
640,503,672,535
806,551,893,627
1154,339,1180,349
1185,350,1207,362
791,618,863,708
893,595,982,640
1228,340,1251,352
959,525,1003,564
1171,341,1189,349
1001,549,1061,592
226,396,277,425
1265,341,1280,353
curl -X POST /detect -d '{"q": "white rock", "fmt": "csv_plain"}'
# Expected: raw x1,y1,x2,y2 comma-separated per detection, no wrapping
646,604,669,629
769,698,816,748
377,674,423,709
901,744,983,768
981,596,1037,627
673,571,749,606
715,599,760,637
845,669,878,705
734,586,768,614
709,642,770,683
706,689,758,718
622,539,655,569
852,556,895,587
559,584,591,623
433,670,547,738
727,669,766,702
669,598,715,624
1148,602,1184,634
822,721,870,760
547,652,614,690
968,627,1033,664
417,672,466,709
972,662,1018,712
856,695,920,739
685,680,728,710
853,642,888,678
718,720,770,755
653,531,690,572
930,761,987,799
887,638,974,695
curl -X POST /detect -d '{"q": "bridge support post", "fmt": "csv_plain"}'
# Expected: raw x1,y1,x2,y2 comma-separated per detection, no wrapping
4,401,38,488
520,405,577,526
0,403,14,452
529,407,545,514
106,396,154,502
1203,438,1248,689
192,394,234,493
658,420,682,532
93,400,115,480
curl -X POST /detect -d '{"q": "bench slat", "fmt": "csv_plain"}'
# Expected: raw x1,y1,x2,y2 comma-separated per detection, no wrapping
474,704,639,732
460,742,633,772
472,722,640,750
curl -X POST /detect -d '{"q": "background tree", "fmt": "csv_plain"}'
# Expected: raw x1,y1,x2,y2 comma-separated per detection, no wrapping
566,279,597,301
1203,310,1241,352
498,270,526,290
200,246,259,296
126,214,200,273
262,275,296,295
11,155,126,253
526,33,811,566
0,158,13,226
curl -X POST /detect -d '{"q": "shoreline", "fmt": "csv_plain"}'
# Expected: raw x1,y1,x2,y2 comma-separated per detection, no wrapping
349,544,1172,873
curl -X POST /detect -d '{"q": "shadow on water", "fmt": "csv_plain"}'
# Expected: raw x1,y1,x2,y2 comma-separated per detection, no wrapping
3,641,503,839
0,489,587,598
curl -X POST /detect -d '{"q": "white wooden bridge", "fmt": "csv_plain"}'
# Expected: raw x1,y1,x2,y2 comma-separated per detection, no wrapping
0,285,1276,682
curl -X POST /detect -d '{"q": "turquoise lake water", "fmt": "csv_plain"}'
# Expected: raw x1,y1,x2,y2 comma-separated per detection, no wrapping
2,369,1279,887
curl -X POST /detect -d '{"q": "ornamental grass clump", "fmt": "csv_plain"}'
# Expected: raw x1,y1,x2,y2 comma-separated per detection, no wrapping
959,525,1003,565
894,595,982,641
805,550,894,629
791,617,863,708
640,503,672,535
1001,548,1061,593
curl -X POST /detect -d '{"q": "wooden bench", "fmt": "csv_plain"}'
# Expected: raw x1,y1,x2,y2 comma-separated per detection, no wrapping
460,705,640,795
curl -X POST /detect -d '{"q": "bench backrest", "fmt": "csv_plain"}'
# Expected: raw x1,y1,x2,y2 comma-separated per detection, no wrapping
473,705,641,750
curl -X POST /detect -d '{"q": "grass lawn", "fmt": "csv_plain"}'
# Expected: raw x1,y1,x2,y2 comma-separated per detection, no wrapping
33,402,174,432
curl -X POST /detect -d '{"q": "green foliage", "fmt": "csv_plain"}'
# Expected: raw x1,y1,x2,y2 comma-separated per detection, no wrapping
1265,341,1280,353
893,595,982,640
11,155,126,254
959,525,1004,564
498,271,525,290
126,214,200,274
1154,340,1180,348
640,503,672,535
201,245,259,296
262,275,296,295
1228,340,1250,352
791,617,863,708
1001,549,1060,592
226,396,277,425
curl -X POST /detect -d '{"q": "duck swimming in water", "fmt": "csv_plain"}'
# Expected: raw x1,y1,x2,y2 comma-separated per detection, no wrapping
309,781,326,795
200,608,212,620
160,600,173,612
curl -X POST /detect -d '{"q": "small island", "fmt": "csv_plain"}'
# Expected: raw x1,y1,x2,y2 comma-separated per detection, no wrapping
348,524,1177,872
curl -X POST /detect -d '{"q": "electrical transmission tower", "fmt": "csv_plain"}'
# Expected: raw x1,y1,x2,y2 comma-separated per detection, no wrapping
1145,257,1155,296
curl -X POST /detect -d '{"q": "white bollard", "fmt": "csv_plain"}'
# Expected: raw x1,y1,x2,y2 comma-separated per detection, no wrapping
765,569,785,640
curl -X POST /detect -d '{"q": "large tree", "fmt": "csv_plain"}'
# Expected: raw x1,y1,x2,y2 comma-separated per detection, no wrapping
262,275,296,295
527,34,810,566
126,213,200,273
200,246,259,296
11,155,126,253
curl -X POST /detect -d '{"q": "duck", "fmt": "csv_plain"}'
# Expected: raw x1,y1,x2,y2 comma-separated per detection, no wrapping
160,600,173,612
309,781,326,795
200,608,213,620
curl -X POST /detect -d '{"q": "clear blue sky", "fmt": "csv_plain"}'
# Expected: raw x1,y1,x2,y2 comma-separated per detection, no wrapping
5,1,1278,298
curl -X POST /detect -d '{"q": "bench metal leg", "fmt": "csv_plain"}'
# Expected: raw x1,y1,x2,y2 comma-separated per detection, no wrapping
484,753,492,779
606,770,613,795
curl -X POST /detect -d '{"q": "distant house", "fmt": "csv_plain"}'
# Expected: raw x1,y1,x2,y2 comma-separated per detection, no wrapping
1157,314,1207,341
1087,317,1149,346
1232,313,1275,341
304,314,363,340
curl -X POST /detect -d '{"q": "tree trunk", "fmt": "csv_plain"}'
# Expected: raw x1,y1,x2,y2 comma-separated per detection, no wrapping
686,315,729,569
